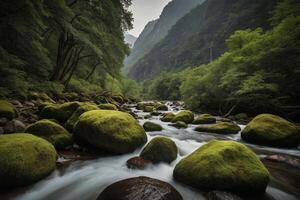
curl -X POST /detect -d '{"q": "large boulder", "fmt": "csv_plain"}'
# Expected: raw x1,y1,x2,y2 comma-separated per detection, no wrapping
0,100,18,120
193,114,216,124
161,112,175,122
65,103,99,131
126,156,152,170
74,110,147,154
172,110,194,124
140,137,177,163
143,121,163,132
156,104,168,111
98,103,118,110
172,121,188,129
195,122,241,134
0,133,57,188
241,114,300,147
173,140,269,195
25,119,72,149
39,102,81,124
97,176,183,200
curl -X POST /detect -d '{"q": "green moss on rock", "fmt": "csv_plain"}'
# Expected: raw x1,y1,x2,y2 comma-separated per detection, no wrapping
140,137,177,163
74,110,147,154
161,112,175,122
39,102,81,124
193,114,216,124
25,119,72,149
241,114,300,147
65,103,99,132
0,100,18,120
0,133,57,188
143,106,154,112
143,121,163,132
173,121,188,129
172,110,194,124
195,122,241,134
173,140,269,194
99,103,118,110
156,104,168,111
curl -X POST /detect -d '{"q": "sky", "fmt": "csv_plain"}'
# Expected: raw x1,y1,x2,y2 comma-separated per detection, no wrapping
127,0,172,37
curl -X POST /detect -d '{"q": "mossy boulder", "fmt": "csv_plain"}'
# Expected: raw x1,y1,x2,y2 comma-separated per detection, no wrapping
0,133,57,188
193,114,216,124
65,103,99,132
143,105,154,112
195,122,241,134
156,104,168,111
241,114,300,147
172,110,194,124
0,100,18,120
140,137,177,163
172,121,188,129
173,140,270,194
98,103,118,110
28,92,55,103
143,121,163,132
39,102,81,124
25,119,72,149
161,112,175,122
74,110,147,154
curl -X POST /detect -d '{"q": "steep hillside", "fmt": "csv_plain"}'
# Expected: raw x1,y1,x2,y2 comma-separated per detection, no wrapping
124,34,137,48
129,0,276,81
123,0,205,74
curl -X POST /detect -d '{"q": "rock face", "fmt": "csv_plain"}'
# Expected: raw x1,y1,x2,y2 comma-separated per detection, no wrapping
173,140,270,195
143,121,163,132
74,110,147,154
126,156,152,170
98,103,118,110
25,119,72,149
161,112,175,122
193,114,216,124
195,122,241,134
0,100,18,120
172,110,194,124
241,114,300,147
0,133,57,188
140,137,177,163
97,176,183,200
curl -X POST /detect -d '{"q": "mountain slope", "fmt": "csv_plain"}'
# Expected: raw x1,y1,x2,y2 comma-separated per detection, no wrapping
123,0,205,74
124,34,137,48
129,0,276,81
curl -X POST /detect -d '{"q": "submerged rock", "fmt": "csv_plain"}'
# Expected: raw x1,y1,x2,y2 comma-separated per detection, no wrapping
241,114,300,147
98,103,118,110
97,176,183,200
195,122,241,134
140,137,177,164
74,110,147,154
193,114,216,124
173,140,269,195
0,133,57,188
126,156,152,170
161,112,175,122
0,100,18,120
25,119,72,149
172,110,194,124
143,121,163,132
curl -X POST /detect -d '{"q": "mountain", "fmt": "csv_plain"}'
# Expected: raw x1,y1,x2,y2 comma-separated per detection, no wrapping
123,0,205,74
128,0,276,81
124,34,137,48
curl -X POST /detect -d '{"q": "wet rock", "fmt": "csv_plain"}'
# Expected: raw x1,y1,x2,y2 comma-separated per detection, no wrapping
126,156,152,169
264,155,300,169
173,140,270,195
144,114,152,119
234,113,249,122
241,114,300,147
172,121,187,129
3,119,26,133
195,122,241,134
11,100,23,108
161,112,175,122
143,121,163,132
218,117,232,123
0,117,8,126
97,176,183,200
172,110,194,124
151,111,162,116
207,190,242,200
156,104,168,111
193,114,216,124
143,105,154,112
24,101,35,107
98,103,118,110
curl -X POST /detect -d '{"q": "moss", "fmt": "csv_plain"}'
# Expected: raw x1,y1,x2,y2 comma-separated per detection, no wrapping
156,104,168,111
173,140,270,195
193,114,216,124
25,119,72,149
143,105,154,112
195,122,241,134
0,133,57,188
172,110,194,124
241,114,300,147
140,137,177,163
98,103,118,110
0,100,18,120
112,95,124,103
28,92,55,103
173,121,188,129
161,112,175,122
235,113,248,121
74,110,147,154
143,121,163,132
39,101,81,124
65,103,99,132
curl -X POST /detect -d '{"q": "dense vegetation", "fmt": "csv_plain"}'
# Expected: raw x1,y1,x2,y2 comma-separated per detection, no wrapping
0,0,140,99
145,0,300,121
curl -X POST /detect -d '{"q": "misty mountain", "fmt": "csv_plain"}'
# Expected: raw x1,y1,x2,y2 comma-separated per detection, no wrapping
128,0,276,81
124,34,137,48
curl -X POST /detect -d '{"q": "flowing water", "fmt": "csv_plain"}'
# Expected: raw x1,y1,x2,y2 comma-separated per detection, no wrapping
4,102,300,200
